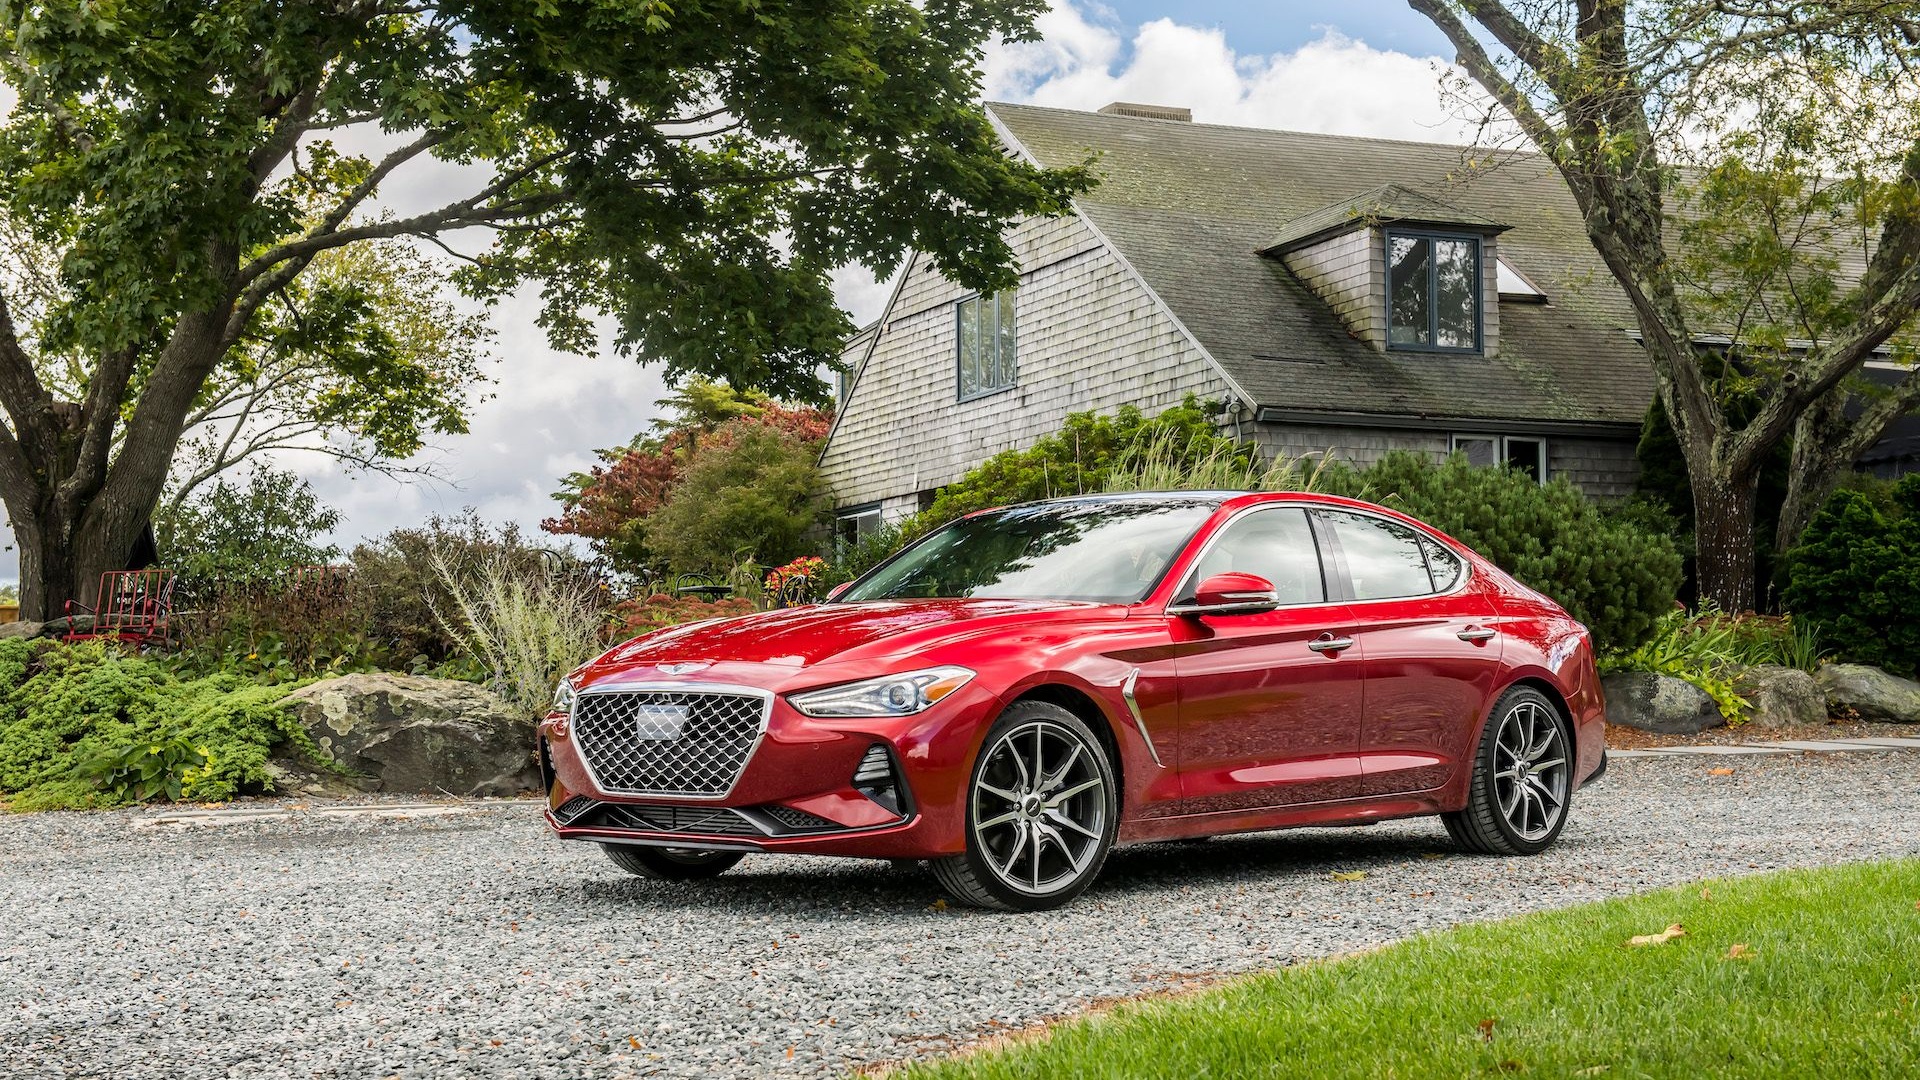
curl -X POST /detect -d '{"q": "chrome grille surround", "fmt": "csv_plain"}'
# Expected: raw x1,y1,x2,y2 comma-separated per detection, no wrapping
569,681,773,799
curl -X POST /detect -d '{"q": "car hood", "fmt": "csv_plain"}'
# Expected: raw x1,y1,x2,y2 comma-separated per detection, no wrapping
583,598,1103,675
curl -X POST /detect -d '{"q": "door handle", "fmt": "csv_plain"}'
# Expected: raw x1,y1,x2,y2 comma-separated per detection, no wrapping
1457,626,1496,642
1307,634,1355,654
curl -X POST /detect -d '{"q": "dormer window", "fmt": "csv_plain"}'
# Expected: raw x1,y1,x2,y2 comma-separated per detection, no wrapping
1387,230,1481,353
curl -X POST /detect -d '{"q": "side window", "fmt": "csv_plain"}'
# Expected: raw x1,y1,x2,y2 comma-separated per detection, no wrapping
1192,507,1325,605
1321,511,1434,600
1420,535,1464,593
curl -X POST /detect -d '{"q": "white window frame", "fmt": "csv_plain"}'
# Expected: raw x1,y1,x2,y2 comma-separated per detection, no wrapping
1451,433,1548,483
956,290,1017,400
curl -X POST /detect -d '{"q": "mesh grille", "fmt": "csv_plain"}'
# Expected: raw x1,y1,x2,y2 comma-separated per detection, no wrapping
758,805,839,833
572,689,768,797
585,803,764,836
554,795,596,825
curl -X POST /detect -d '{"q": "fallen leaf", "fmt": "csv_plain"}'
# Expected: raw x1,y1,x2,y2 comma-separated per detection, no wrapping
927,899,948,913
1625,923,1687,947
1477,1017,1498,1042
1409,890,1435,899
1422,852,1444,860
1707,767,1735,776
1330,870,1368,882
1700,887,1712,902
1497,1060,1525,1073
1725,943,1755,960
628,1037,642,1050
785,1047,795,1060
1575,1066,1611,1077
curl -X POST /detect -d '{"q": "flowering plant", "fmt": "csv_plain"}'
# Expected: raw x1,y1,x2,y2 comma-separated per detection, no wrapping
764,555,827,594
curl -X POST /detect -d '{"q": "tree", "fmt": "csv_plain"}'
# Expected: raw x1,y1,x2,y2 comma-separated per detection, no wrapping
1405,0,1920,611
0,1,1089,620
156,466,342,587
639,423,830,573
544,378,831,570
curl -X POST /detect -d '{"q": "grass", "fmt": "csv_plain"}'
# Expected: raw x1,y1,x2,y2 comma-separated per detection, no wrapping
896,859,1920,1080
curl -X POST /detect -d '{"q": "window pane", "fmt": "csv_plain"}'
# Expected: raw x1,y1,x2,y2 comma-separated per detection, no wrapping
1505,438,1544,481
997,291,1018,388
1421,536,1463,592
1324,511,1434,600
1192,507,1324,605
1433,239,1477,348
1388,235,1433,346
1453,436,1497,468
957,297,979,397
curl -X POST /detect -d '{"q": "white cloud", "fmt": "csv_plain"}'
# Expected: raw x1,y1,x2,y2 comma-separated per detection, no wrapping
987,7,1500,145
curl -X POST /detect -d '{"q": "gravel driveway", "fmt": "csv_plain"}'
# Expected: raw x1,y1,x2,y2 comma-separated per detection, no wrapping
5,751,1917,1080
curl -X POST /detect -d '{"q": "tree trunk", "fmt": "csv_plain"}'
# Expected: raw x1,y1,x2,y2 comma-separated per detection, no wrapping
1692,469,1761,613
1777,399,1852,554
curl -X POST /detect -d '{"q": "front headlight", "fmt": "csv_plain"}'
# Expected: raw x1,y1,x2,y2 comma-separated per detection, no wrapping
789,666,975,718
552,676,578,715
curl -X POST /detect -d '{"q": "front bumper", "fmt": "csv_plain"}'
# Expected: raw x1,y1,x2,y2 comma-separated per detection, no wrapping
539,669,1002,859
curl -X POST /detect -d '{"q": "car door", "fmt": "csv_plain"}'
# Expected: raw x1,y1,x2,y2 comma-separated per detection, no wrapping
1169,505,1368,814
1312,509,1504,797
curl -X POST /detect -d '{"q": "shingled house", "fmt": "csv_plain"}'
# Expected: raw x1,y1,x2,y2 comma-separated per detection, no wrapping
819,101,1668,538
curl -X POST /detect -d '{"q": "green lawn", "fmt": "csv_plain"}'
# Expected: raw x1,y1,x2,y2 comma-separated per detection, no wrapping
898,859,1920,1079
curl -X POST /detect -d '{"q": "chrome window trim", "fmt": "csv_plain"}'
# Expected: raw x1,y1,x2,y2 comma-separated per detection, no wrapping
1313,506,1477,606
570,680,774,801
1164,500,1474,613
1119,668,1165,768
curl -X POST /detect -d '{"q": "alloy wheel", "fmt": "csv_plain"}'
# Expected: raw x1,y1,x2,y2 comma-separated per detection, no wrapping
1491,698,1569,842
970,720,1109,897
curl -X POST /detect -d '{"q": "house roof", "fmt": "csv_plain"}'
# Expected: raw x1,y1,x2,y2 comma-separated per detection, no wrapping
988,102,1656,430
1264,183,1509,254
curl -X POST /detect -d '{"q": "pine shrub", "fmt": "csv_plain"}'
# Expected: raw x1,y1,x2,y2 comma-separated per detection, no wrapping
1781,475,1920,678
1318,452,1683,652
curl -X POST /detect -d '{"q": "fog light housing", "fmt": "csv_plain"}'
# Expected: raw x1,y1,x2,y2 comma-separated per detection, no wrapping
852,743,909,817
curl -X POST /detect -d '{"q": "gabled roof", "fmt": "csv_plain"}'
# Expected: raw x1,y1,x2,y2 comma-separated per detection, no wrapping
1264,183,1508,254
988,102,1655,430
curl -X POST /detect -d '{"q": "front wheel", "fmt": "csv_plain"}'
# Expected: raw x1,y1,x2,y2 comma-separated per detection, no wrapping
1443,686,1573,855
932,701,1118,912
601,844,745,880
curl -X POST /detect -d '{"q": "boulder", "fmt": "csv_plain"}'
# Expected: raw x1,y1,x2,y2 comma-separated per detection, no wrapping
279,674,540,797
1814,663,1920,723
0,619,45,640
1601,671,1724,734
1731,664,1825,729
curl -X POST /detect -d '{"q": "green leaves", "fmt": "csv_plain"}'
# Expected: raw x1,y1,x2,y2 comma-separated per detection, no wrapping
73,732,208,804
1782,475,1920,678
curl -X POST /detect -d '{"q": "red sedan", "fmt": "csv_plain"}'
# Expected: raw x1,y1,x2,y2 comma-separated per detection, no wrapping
539,492,1608,911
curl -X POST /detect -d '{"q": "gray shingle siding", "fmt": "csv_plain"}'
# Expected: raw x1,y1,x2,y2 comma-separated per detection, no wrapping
819,212,1232,509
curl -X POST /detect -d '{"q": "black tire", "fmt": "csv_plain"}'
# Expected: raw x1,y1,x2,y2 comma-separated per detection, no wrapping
1443,685,1573,856
931,700,1118,912
601,843,745,880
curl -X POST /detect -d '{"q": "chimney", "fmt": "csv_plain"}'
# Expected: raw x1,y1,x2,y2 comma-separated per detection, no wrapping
1096,101,1192,122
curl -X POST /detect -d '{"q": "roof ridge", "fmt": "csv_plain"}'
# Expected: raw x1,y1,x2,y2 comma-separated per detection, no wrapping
985,100,1542,161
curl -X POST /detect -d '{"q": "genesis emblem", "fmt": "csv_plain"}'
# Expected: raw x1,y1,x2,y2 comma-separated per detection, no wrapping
658,661,711,676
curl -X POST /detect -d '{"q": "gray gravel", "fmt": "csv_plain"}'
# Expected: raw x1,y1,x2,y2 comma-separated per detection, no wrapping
4,751,1917,1079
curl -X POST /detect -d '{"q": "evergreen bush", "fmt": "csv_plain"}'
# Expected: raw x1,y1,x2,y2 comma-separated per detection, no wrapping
1320,452,1684,653
1781,475,1920,678
0,640,320,811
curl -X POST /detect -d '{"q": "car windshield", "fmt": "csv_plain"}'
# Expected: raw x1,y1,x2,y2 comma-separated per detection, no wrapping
838,499,1217,604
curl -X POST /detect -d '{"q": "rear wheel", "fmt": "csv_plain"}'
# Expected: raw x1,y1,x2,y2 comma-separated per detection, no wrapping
931,701,1118,911
601,844,745,880
1443,686,1572,856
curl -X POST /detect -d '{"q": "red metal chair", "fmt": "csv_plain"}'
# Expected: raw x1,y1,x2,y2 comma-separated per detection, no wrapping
63,569,178,647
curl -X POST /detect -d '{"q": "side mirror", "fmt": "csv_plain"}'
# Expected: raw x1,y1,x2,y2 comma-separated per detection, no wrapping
1172,572,1281,617
826,582,851,601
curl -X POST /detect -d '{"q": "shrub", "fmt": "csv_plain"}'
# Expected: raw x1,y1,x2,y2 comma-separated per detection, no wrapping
639,423,829,573
348,511,553,668
1781,475,1920,678
430,551,611,714
0,639,321,810
1316,452,1684,652
158,466,343,591
173,570,388,682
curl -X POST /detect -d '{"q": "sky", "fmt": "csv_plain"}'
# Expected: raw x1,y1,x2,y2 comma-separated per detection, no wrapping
0,1,1496,583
